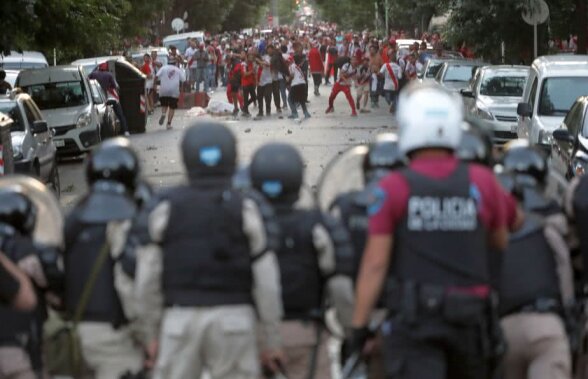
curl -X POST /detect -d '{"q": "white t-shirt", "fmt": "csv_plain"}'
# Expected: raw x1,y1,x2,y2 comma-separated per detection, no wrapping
380,62,403,91
289,64,306,86
259,55,273,86
185,47,197,68
157,65,186,98
338,63,356,86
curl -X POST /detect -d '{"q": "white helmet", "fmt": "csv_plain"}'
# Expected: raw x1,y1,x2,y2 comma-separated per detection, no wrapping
397,83,464,156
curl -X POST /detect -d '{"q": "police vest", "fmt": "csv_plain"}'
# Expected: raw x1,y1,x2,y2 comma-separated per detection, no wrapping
162,185,253,307
65,222,127,326
332,192,368,280
275,209,324,319
391,163,489,287
498,213,561,316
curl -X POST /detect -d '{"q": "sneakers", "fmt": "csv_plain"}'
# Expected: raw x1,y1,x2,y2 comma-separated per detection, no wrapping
277,108,282,114
124,131,131,137
351,112,358,117
325,107,334,114
288,114,299,119
158,115,166,125
304,113,311,119
166,123,173,130
254,114,263,121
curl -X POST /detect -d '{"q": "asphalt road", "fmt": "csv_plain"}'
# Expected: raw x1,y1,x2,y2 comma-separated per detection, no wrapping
58,85,397,209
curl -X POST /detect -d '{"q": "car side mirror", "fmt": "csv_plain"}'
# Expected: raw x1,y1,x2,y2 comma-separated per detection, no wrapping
460,89,474,98
31,120,48,134
552,128,574,143
517,103,532,117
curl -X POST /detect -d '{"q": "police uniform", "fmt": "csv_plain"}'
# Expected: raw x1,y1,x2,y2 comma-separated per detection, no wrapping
63,139,144,379
134,122,284,379
250,143,355,379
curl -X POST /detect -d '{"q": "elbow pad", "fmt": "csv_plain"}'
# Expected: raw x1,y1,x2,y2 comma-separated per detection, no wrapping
36,244,65,293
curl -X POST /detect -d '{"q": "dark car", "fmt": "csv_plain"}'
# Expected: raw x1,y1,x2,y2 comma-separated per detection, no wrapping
435,61,486,93
549,96,588,197
0,92,60,195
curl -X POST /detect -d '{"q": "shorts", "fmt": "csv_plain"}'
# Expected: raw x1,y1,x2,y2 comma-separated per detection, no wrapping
230,81,241,93
290,84,307,103
160,96,178,109
356,83,369,93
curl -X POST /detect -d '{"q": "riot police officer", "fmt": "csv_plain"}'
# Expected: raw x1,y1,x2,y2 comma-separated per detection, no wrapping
350,82,509,379
497,142,573,379
249,142,354,379
134,121,285,379
63,138,144,379
0,186,62,379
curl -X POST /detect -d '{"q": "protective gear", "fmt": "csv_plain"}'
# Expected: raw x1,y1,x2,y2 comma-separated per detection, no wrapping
160,186,253,307
573,175,588,286
362,133,405,183
457,119,494,167
81,138,139,223
501,140,547,185
498,213,561,316
396,82,464,156
250,143,304,208
181,122,237,180
391,163,488,287
0,190,36,236
0,175,64,247
133,180,153,207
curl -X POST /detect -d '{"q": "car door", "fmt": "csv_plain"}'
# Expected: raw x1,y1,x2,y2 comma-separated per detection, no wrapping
553,101,584,179
23,99,54,180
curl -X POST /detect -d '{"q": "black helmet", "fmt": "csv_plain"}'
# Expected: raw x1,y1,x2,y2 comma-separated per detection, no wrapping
250,143,303,206
457,120,494,167
502,140,547,185
0,190,36,235
363,133,405,182
86,137,140,191
181,121,237,180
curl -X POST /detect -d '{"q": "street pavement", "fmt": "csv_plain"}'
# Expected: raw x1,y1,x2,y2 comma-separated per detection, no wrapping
58,85,397,208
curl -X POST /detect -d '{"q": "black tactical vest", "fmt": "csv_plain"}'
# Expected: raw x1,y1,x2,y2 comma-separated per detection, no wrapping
275,209,324,319
332,192,368,280
162,185,253,307
64,221,127,326
391,163,489,287
498,214,561,316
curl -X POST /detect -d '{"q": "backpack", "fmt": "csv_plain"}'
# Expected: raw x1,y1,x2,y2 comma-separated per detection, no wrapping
335,56,351,69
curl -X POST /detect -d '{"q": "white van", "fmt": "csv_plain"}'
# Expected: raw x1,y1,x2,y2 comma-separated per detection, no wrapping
516,55,588,147
163,31,205,54
16,66,103,155
0,51,49,70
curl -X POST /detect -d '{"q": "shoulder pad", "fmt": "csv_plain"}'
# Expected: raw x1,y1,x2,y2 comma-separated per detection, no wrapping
244,189,281,257
318,212,355,277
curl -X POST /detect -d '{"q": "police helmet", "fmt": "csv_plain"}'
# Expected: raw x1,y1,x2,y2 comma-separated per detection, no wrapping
181,121,237,180
0,190,37,235
457,120,494,167
501,140,547,185
86,137,139,191
250,143,304,205
397,82,464,156
363,133,405,181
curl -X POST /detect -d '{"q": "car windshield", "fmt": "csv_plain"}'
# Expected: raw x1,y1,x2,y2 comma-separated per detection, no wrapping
426,62,443,78
1,62,47,70
539,77,588,116
23,81,88,110
480,74,527,97
0,102,25,132
443,65,476,82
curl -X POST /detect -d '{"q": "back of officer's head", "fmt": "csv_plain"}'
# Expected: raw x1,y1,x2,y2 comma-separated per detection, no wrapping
397,82,463,158
250,143,304,206
457,119,494,167
363,133,405,183
86,137,139,192
501,140,547,186
181,121,237,181
0,189,36,236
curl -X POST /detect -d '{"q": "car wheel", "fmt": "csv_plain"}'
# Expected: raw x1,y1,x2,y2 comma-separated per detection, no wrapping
48,165,61,198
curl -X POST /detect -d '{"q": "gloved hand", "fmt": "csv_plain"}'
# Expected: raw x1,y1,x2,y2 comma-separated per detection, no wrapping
342,326,373,362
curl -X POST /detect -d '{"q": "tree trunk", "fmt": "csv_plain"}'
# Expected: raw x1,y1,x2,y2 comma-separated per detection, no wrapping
577,0,587,54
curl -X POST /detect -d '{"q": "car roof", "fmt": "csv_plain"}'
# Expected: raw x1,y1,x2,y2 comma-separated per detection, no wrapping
0,51,48,64
16,65,84,87
480,65,530,75
163,31,205,43
442,60,485,67
532,55,588,76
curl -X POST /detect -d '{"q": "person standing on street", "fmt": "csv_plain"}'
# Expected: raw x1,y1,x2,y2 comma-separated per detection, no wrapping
140,54,154,114
325,40,339,85
379,49,403,113
134,122,285,379
250,143,355,379
309,41,324,96
206,41,217,92
287,56,311,120
350,83,509,379
240,52,257,117
497,143,573,379
326,55,359,117
156,57,186,130
193,43,209,93
63,138,145,379
356,57,371,113
255,48,273,119
89,63,130,136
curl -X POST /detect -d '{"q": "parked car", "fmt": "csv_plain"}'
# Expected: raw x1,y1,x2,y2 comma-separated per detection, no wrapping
4,70,19,88
516,55,588,147
435,60,485,93
0,51,49,70
88,79,119,139
547,96,588,199
71,56,125,76
16,65,104,155
418,58,454,82
0,92,59,195
162,31,205,53
461,65,529,143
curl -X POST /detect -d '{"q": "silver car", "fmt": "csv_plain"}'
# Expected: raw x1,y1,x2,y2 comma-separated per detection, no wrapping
461,65,529,143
